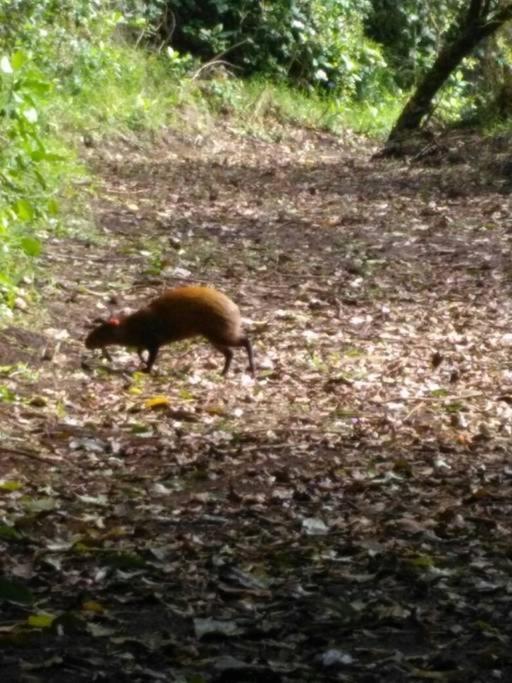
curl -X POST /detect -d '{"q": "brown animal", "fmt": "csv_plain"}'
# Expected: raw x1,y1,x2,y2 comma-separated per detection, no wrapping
85,286,254,377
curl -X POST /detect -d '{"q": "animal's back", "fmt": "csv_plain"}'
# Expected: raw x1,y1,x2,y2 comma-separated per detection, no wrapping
150,286,242,343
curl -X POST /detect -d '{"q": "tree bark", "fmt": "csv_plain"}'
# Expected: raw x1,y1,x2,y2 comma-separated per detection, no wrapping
387,1,512,144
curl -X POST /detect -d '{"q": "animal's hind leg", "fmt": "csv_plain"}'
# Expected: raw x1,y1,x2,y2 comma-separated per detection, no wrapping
240,336,255,377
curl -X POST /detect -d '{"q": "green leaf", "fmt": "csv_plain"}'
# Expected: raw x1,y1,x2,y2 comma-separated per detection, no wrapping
430,388,449,398
0,577,33,604
14,199,34,221
22,78,51,95
408,554,434,569
129,422,152,434
0,524,22,541
0,385,16,402
47,198,59,215
30,150,66,162
33,169,48,189
20,237,42,257
11,52,27,70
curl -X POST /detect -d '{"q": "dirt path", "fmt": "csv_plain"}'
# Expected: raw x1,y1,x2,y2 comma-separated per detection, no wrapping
1,125,512,681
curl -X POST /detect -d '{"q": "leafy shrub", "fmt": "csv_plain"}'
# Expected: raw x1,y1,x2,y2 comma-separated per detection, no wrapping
0,52,67,301
151,0,390,97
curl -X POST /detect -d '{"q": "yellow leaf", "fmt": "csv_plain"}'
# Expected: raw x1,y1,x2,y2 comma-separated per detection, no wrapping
0,480,23,491
82,600,105,614
205,404,226,416
73,542,91,553
144,395,171,410
99,526,126,540
27,613,56,628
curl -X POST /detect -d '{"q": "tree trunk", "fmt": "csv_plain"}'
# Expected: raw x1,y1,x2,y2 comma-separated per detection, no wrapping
387,1,512,144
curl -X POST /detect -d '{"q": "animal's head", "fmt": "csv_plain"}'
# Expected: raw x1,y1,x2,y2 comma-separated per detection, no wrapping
85,316,124,349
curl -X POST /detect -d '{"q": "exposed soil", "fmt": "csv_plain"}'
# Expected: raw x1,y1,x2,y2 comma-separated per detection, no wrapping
1,123,512,682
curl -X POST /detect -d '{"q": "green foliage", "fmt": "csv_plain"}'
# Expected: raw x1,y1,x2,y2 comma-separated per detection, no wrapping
0,2,114,303
435,63,479,123
469,34,512,125
154,0,390,97
365,0,461,87
365,0,512,126
200,77,401,138
0,51,71,302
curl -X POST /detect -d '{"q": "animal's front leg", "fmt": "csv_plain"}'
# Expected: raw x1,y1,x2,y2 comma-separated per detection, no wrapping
144,345,159,373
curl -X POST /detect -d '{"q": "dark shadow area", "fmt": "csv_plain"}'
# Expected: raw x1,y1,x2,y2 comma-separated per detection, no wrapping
1,428,512,682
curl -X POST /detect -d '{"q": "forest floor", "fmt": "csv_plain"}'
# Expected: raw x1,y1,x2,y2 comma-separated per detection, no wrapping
1,122,512,682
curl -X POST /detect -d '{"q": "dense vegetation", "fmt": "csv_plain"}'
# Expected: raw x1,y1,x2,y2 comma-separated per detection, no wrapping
0,0,511,307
